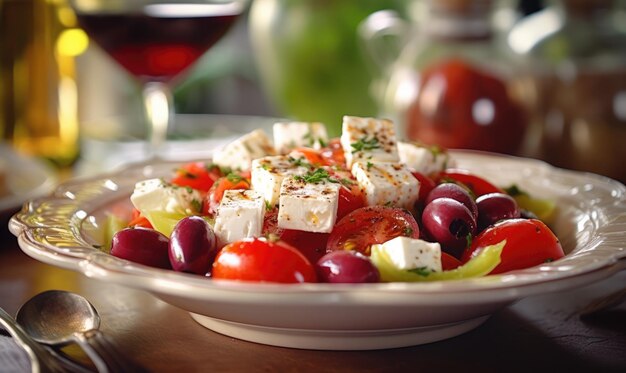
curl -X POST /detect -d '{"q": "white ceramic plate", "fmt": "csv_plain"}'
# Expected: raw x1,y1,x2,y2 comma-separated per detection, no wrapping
0,144,57,221
9,150,626,350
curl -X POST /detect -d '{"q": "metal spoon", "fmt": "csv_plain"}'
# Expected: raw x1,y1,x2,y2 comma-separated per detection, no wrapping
0,306,66,373
15,290,146,373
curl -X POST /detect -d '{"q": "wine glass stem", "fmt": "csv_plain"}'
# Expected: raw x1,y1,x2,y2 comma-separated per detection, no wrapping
142,82,173,159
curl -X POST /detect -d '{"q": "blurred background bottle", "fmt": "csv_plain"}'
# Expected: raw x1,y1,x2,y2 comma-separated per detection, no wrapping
509,0,626,183
0,0,87,168
363,0,530,155
248,0,407,137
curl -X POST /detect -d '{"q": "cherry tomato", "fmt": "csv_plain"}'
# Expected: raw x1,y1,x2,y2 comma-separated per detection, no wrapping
280,229,329,264
212,238,317,283
319,138,346,167
292,147,326,166
203,174,250,215
171,162,221,193
436,169,503,197
326,206,420,256
441,252,462,270
411,171,436,209
462,218,564,274
128,209,153,229
262,208,330,264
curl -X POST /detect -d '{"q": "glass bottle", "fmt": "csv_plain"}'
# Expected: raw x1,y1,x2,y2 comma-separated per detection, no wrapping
248,0,407,137
511,0,626,183
0,0,86,168
367,0,529,155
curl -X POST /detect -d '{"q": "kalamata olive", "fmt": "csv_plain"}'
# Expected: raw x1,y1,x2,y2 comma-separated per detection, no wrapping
316,251,380,283
476,193,520,230
421,198,477,258
110,228,171,269
169,216,217,275
425,183,478,219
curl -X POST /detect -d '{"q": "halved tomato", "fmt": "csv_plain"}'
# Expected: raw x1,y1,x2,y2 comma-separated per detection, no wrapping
411,171,436,209
441,252,462,270
262,208,330,264
292,147,326,167
203,174,251,215
319,138,346,167
326,206,420,256
171,162,222,193
436,169,503,197
128,209,153,229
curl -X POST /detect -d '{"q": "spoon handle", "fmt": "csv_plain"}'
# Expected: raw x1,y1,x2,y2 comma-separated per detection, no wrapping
0,307,65,373
75,330,147,373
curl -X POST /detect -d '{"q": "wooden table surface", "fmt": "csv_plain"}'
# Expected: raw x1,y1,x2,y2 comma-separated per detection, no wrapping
1,224,625,373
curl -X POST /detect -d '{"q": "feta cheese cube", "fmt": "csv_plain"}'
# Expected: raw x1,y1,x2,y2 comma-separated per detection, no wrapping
213,189,265,246
130,178,203,216
397,141,455,175
351,162,419,209
251,155,311,207
212,129,276,171
273,122,328,154
340,116,400,168
278,176,340,233
372,236,442,272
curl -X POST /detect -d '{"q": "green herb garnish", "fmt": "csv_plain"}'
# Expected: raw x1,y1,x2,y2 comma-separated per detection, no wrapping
226,173,246,184
294,168,340,184
351,137,380,152
288,156,313,169
191,199,202,213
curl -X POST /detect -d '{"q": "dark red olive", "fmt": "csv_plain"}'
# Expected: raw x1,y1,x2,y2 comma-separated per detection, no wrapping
169,216,217,275
111,228,171,269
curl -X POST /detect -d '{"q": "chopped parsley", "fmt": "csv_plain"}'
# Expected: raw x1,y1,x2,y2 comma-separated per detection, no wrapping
294,168,340,184
191,199,202,212
403,227,414,236
367,161,374,170
503,184,527,197
226,173,246,184
288,156,313,169
351,136,380,152
177,169,197,179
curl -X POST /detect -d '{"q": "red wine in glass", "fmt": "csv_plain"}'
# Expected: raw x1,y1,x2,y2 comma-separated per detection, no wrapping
76,3,242,83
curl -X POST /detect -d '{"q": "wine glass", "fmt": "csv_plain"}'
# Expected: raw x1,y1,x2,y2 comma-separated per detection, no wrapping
69,0,248,158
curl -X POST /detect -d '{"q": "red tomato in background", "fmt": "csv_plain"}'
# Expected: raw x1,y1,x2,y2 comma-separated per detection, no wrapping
436,169,503,197
462,218,564,274
326,206,420,256
405,59,527,155
203,175,251,215
171,162,221,193
211,238,317,283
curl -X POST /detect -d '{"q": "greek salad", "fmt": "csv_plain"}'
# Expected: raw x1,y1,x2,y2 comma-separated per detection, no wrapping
106,116,564,283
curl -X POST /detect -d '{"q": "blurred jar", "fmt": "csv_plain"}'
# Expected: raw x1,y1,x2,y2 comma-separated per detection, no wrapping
248,0,406,137
362,0,530,155
509,0,626,183
0,0,87,167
